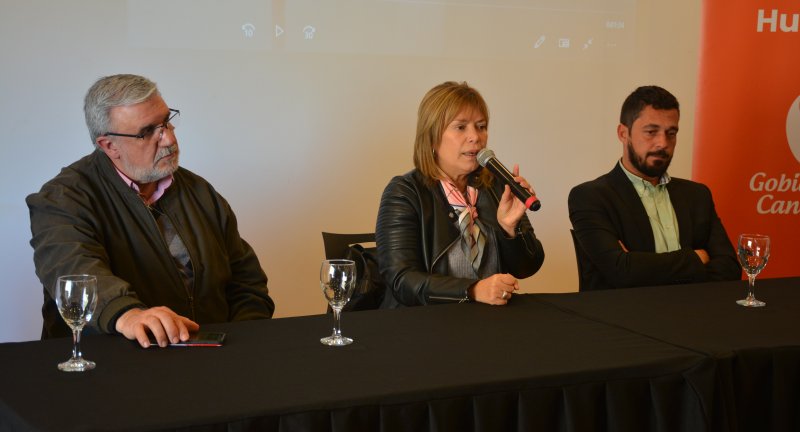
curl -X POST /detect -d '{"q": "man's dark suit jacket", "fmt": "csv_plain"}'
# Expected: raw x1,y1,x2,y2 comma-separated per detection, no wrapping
568,163,741,291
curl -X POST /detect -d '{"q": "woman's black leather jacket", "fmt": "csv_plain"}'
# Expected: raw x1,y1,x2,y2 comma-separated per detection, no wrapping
376,169,544,307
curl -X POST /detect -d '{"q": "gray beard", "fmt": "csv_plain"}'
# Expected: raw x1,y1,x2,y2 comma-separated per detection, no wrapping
123,145,179,183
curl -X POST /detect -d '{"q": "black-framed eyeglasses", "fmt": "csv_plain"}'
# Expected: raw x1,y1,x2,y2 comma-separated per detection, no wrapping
104,108,180,142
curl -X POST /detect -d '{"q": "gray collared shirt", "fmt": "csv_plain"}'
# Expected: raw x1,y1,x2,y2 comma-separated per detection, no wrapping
619,160,680,253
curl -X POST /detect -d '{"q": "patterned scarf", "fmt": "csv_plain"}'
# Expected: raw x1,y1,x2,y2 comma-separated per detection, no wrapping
441,180,485,273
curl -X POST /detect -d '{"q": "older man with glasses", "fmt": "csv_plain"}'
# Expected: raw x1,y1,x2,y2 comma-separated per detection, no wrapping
27,74,275,348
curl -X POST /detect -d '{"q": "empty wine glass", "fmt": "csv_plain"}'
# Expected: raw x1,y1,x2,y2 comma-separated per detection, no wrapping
736,234,770,307
320,259,356,346
55,274,98,371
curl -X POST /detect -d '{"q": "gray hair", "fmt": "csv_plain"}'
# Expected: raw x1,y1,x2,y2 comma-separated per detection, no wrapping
84,74,159,147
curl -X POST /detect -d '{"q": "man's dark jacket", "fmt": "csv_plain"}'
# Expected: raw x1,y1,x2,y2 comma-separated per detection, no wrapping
568,163,740,291
27,150,274,338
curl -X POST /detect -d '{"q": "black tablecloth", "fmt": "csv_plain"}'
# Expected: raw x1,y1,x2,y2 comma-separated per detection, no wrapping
538,277,800,432
0,291,722,432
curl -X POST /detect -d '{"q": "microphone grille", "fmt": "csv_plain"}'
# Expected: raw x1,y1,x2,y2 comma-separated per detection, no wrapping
476,148,495,167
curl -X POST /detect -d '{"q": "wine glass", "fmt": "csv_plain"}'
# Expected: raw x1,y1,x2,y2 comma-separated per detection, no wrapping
55,274,98,371
736,234,770,307
320,259,357,346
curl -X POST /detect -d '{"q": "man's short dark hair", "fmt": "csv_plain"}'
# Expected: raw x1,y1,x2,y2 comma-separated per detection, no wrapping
619,86,680,130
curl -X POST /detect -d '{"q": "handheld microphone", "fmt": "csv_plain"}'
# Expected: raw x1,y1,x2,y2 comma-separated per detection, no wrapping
477,148,541,211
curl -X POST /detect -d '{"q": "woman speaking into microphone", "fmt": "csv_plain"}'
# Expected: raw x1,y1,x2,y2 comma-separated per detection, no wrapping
376,81,544,307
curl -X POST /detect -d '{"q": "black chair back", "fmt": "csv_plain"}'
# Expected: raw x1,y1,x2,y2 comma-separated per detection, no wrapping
321,232,376,259
321,232,383,311
570,229,591,291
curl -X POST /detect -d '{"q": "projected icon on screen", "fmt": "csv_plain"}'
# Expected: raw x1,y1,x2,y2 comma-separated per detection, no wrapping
534,35,546,49
558,38,570,48
275,25,284,38
582,38,593,50
241,23,255,38
303,25,316,40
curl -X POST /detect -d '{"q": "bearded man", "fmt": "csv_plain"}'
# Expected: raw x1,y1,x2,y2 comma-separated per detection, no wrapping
568,85,740,291
27,74,274,347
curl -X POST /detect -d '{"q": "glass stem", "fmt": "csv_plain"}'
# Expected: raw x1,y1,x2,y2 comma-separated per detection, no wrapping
72,328,82,360
747,274,757,301
331,307,343,338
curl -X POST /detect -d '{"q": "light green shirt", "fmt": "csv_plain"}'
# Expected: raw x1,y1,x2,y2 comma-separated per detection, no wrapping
619,161,680,253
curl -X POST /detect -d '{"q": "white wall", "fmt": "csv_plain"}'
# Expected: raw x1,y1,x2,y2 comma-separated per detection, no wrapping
0,0,700,342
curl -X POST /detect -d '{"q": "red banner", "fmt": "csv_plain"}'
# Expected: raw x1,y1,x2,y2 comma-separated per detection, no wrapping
694,1,800,278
